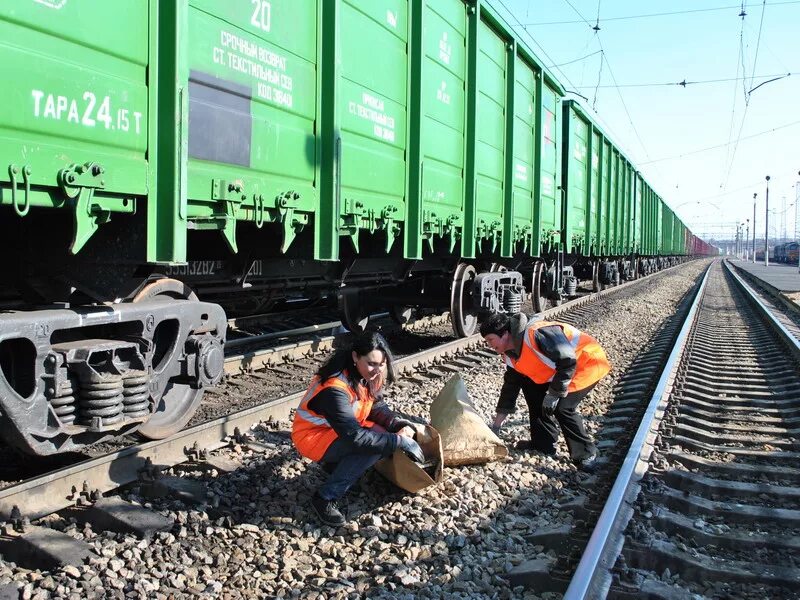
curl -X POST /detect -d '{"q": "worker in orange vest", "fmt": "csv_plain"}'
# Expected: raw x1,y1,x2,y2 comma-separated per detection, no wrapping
480,312,611,471
292,332,424,526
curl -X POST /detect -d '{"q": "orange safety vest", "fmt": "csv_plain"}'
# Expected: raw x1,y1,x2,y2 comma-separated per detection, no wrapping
506,321,611,393
291,371,375,462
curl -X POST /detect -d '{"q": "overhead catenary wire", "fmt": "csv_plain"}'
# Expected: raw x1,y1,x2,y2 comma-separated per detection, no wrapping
594,0,602,31
592,50,604,112
720,6,750,191
747,0,768,97
495,0,583,95
570,71,793,89
639,119,800,164
550,0,664,183
557,0,666,189
594,35,657,166
720,2,773,191
561,0,595,28
547,49,602,69
520,1,800,26
591,1,603,110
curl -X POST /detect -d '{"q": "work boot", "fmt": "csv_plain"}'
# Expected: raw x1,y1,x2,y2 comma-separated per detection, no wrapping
574,453,598,473
311,493,346,527
514,440,556,456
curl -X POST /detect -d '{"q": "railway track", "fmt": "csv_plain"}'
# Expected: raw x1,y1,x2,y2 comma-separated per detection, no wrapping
0,265,690,522
558,259,800,599
0,261,714,597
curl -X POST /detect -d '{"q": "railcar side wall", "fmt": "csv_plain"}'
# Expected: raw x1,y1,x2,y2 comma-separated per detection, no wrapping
0,1,147,254
1,0,573,269
1,0,702,282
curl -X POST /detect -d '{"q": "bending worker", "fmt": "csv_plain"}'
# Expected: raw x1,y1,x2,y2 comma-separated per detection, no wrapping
292,332,424,527
480,312,611,471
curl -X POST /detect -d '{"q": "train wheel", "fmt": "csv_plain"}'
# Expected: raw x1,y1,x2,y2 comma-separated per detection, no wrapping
390,305,415,325
339,290,370,333
138,380,204,440
132,277,205,440
130,276,198,302
532,262,560,312
450,264,478,337
592,260,605,292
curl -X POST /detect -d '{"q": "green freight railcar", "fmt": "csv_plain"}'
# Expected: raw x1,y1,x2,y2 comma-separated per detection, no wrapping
638,178,666,274
0,0,228,456
661,203,674,257
0,0,569,454
177,0,566,329
561,100,642,291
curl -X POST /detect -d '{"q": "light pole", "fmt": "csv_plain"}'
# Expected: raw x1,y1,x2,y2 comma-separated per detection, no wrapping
745,218,749,260
752,193,757,263
796,171,800,273
739,222,745,258
765,175,770,267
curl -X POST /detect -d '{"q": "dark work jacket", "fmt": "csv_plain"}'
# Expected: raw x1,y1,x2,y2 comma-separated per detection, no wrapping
496,313,579,415
307,385,401,456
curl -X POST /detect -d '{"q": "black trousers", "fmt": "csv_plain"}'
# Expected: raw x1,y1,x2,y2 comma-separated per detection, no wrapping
520,379,597,461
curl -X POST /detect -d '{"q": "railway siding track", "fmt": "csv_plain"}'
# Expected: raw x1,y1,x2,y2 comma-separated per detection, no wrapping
564,259,800,599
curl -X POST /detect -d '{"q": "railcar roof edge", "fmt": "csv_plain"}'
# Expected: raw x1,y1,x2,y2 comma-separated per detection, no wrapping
564,99,689,233
479,0,566,96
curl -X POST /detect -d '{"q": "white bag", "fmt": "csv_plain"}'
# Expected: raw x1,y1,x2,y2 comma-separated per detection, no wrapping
430,374,508,466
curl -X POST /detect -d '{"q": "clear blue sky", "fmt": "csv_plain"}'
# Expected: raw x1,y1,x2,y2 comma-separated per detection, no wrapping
498,0,800,244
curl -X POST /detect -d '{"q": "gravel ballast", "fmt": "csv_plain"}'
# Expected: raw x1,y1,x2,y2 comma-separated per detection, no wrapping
0,261,711,599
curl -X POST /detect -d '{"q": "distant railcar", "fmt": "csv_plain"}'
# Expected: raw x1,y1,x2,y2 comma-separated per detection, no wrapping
784,242,799,264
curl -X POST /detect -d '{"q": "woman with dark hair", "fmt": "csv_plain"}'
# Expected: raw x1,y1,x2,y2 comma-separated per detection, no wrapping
292,331,424,526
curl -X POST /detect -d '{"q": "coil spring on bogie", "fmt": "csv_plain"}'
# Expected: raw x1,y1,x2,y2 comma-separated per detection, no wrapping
503,290,523,314
48,377,78,425
564,277,577,296
78,373,124,426
123,370,150,419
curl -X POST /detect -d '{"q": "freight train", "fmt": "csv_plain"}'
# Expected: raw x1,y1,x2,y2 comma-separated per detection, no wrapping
773,242,799,264
0,0,714,455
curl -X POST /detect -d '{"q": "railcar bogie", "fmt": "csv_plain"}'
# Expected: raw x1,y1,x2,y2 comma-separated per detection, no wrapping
0,277,226,456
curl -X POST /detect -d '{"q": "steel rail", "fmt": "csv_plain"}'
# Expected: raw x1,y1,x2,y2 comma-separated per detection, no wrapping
564,258,800,598
226,312,395,350
0,333,485,521
563,262,712,599
724,261,800,356
0,261,699,524
221,261,698,376
225,320,344,350
222,314,451,375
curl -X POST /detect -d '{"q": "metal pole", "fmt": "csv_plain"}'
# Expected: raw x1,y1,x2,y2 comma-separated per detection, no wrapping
745,219,749,261
738,224,742,258
796,172,800,273
782,196,787,242
752,193,757,263
765,175,770,267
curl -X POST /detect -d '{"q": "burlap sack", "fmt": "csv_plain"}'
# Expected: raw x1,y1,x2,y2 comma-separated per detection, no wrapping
430,373,508,466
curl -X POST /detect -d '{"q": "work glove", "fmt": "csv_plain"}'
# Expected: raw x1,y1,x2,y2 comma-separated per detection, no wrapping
397,435,426,463
390,418,416,433
490,413,508,436
542,393,560,418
